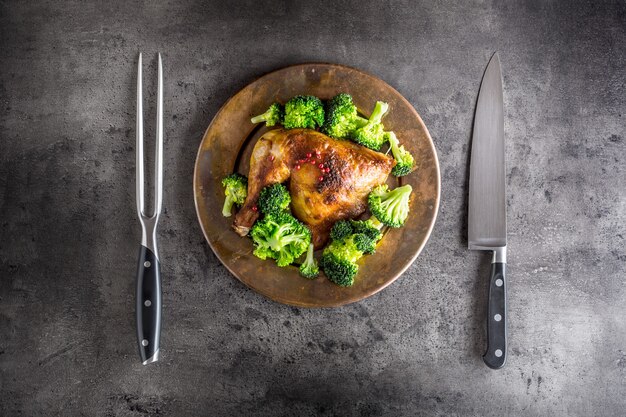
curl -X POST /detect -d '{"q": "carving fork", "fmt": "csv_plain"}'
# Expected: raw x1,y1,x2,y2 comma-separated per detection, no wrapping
135,53,163,365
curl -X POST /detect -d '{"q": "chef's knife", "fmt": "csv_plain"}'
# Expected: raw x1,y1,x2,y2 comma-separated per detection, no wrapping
468,53,507,369
135,53,163,365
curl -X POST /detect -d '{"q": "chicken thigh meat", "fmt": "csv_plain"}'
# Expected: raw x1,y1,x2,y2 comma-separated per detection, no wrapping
233,128,394,248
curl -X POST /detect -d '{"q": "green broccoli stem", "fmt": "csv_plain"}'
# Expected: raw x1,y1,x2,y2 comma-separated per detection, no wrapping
306,242,314,259
354,115,369,127
299,243,319,278
222,195,234,217
369,101,389,123
387,132,401,160
369,216,385,230
251,109,272,124
304,243,315,266
268,228,285,251
268,223,300,251
381,186,412,218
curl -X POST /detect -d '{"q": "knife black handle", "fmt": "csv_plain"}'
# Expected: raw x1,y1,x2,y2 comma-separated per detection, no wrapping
135,245,162,364
483,262,506,369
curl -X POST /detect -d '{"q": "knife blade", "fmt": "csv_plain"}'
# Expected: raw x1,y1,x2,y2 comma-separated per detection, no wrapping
468,52,507,369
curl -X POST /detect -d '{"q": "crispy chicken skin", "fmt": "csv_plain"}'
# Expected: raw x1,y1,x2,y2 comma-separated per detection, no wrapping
233,128,394,248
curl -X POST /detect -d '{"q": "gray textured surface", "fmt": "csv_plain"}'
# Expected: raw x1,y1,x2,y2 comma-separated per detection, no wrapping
1,0,625,416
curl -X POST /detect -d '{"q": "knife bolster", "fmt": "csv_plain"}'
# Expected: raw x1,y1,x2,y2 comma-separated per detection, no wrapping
491,246,507,263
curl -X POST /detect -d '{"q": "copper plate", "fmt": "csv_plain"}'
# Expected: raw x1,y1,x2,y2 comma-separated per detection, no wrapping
193,63,440,307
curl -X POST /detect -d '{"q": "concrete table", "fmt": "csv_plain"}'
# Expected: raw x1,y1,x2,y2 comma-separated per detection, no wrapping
1,1,624,416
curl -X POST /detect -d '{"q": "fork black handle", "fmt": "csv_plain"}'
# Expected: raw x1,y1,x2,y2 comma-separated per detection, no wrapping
135,245,161,364
483,262,506,369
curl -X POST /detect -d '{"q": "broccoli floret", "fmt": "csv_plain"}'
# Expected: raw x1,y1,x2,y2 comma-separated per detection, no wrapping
320,252,358,287
350,219,383,242
221,173,248,217
351,101,389,150
324,237,363,263
257,183,291,214
328,218,382,255
331,219,384,243
352,218,384,254
283,95,325,130
385,131,415,177
320,236,364,287
250,102,284,126
368,184,412,227
321,93,368,139
330,220,354,241
333,219,382,254
250,211,311,267
352,233,378,254
299,243,319,279
322,215,389,285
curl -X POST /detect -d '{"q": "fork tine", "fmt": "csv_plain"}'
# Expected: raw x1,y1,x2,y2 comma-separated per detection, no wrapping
154,53,163,217
136,52,144,218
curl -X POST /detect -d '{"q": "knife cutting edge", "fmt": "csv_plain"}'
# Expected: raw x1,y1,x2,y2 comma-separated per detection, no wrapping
468,53,507,369
135,53,163,365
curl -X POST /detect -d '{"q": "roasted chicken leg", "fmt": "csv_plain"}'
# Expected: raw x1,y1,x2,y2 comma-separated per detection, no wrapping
233,128,394,248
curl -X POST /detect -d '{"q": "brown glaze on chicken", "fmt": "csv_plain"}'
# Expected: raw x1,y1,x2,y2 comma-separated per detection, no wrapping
233,128,394,248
